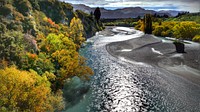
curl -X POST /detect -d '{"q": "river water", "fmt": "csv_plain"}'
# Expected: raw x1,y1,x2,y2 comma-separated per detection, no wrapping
64,27,200,112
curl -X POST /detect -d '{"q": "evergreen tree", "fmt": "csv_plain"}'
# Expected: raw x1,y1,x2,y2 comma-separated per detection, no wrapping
94,7,101,23
144,14,152,34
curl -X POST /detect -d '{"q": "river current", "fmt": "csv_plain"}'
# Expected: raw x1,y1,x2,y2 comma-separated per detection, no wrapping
64,27,200,112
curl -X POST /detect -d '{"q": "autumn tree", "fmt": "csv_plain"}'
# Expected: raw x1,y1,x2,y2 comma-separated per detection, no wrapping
173,21,200,39
40,33,93,91
70,17,85,49
135,19,144,31
0,67,65,112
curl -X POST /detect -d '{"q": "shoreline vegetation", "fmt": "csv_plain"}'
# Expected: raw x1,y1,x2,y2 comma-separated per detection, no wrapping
0,0,103,111
102,12,200,42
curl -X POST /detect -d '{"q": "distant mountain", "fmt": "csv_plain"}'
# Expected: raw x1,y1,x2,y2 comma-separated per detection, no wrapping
158,10,184,17
72,4,93,14
72,4,178,19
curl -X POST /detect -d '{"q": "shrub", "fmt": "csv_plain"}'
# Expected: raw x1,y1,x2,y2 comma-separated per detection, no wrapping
0,31,25,66
173,21,200,40
13,11,24,21
0,23,7,33
153,26,165,36
14,0,32,15
0,4,13,16
192,35,200,42
7,21,23,31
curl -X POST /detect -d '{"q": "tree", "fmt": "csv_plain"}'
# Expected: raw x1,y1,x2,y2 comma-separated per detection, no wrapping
69,17,85,49
94,7,101,23
0,31,25,67
0,67,65,112
40,33,93,91
14,0,32,16
90,11,93,17
0,4,13,16
173,21,200,39
144,14,153,34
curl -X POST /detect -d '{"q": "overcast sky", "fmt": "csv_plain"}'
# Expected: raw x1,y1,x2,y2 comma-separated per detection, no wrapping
61,0,200,12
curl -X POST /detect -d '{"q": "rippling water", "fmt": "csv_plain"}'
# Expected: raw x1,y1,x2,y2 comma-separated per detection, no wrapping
64,27,200,112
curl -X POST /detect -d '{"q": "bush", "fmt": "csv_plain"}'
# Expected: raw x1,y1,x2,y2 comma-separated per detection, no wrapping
7,21,23,31
0,23,7,33
153,26,165,36
152,21,176,37
173,21,200,40
192,35,200,42
0,4,13,16
0,31,25,66
135,19,144,31
13,10,24,21
14,0,32,15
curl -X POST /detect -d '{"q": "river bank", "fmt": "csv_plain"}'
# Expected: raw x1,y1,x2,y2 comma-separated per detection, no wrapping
106,29,200,86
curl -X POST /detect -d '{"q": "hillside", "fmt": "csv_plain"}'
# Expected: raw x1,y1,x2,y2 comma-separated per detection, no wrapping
135,13,200,42
72,4,175,19
0,0,102,111
166,12,200,23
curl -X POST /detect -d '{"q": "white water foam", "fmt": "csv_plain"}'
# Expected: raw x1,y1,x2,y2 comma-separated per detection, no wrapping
151,48,163,55
121,49,132,52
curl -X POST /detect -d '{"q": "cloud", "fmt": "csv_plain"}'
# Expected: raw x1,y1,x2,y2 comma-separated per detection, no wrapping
61,0,200,12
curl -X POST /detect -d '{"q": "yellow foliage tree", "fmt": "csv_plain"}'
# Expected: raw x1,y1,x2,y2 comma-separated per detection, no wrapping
70,17,85,49
40,33,93,90
0,67,65,112
173,21,200,39
135,19,144,32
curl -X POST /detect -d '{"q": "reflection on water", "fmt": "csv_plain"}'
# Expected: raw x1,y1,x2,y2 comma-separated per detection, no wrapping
64,27,200,112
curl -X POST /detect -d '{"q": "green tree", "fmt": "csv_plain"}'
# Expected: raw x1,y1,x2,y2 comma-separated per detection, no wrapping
0,4,13,16
144,14,153,34
14,0,32,16
94,7,101,23
0,31,25,67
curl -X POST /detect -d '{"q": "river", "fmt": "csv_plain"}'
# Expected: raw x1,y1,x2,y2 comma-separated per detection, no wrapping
64,27,200,112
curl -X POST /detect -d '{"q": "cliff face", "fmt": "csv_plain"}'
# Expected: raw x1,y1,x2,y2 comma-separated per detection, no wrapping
76,10,104,38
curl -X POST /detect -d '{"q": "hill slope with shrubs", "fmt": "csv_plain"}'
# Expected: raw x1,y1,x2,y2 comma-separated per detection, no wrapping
135,13,200,42
0,0,102,111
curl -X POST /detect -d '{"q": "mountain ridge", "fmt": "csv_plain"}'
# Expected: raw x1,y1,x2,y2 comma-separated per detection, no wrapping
72,4,183,18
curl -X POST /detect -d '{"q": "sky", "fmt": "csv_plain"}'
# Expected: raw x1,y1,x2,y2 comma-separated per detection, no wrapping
61,0,200,12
